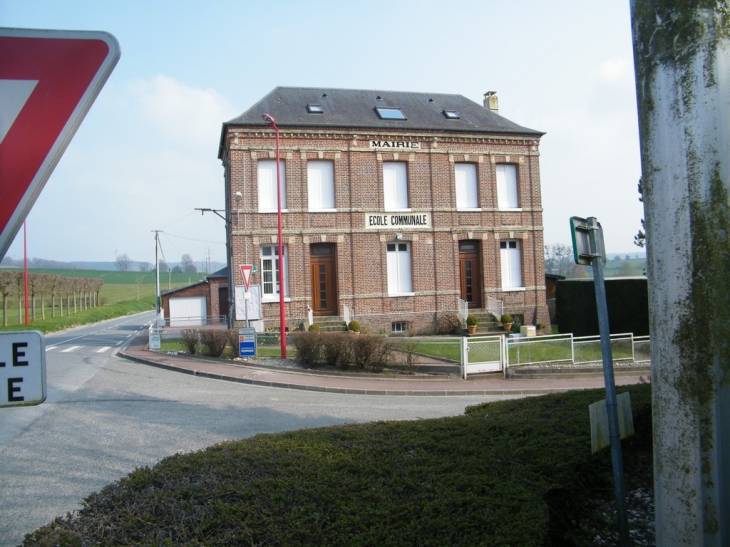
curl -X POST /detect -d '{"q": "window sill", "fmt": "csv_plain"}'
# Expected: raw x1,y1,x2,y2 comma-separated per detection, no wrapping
501,287,526,292
388,292,415,297
456,207,482,212
261,297,292,303
384,208,412,213
498,208,523,212
308,208,337,213
259,209,290,213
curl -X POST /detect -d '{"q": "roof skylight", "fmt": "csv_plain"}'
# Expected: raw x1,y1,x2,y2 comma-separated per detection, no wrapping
443,110,460,119
375,107,406,120
307,104,323,113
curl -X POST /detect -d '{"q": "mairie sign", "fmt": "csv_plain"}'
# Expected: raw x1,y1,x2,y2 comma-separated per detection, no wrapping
364,212,431,229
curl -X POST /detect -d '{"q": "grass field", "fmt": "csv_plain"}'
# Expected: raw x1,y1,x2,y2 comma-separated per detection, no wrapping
0,268,206,332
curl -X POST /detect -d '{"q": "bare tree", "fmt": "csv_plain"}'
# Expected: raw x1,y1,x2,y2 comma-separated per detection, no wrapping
0,271,18,326
159,260,169,273
544,243,574,277
181,254,197,273
116,254,131,271
138,262,152,272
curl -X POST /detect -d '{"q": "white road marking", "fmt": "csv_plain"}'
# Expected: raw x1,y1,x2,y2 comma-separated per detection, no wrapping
61,346,81,353
96,347,110,353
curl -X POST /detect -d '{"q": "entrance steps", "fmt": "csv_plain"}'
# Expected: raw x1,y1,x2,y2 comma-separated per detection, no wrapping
463,308,505,334
311,316,348,332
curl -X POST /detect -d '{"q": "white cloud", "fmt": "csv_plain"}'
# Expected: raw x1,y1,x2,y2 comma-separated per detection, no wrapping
127,75,237,149
597,57,632,82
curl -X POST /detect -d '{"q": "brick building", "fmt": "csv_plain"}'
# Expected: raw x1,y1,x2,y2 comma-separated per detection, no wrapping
218,87,550,333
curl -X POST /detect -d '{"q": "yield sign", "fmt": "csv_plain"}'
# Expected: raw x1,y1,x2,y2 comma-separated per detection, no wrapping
240,265,253,292
0,28,120,259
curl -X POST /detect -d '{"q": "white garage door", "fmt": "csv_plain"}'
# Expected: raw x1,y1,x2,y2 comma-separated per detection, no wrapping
169,296,207,327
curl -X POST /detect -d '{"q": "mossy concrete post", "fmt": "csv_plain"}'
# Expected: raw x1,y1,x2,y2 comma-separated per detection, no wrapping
631,2,730,545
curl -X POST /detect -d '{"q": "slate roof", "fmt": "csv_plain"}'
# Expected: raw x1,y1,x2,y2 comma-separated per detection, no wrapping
219,87,542,156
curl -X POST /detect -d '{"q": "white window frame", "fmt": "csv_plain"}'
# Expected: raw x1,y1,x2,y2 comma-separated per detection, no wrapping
260,245,290,302
307,160,336,211
386,242,414,296
383,162,409,211
258,160,287,212
500,240,524,290
496,164,520,210
454,163,480,210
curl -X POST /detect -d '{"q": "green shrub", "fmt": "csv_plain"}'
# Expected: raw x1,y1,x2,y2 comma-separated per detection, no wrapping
180,329,199,354
308,323,321,332
466,314,478,326
200,329,229,358
350,334,391,372
321,333,351,369
347,320,360,332
436,312,461,334
290,331,323,366
500,313,513,324
227,329,239,359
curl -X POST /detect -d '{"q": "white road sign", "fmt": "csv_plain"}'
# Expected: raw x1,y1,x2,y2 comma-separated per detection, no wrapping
0,330,46,408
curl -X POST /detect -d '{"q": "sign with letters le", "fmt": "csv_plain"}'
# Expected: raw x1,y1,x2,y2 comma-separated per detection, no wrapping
0,330,46,408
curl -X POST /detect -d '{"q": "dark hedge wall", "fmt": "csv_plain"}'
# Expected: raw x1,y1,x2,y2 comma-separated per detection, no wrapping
555,278,649,336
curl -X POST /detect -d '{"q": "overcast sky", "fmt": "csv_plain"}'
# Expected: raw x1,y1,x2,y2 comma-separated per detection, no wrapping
1,0,644,266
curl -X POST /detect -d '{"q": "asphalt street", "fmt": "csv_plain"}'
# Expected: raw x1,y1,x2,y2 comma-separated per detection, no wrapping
0,312,516,547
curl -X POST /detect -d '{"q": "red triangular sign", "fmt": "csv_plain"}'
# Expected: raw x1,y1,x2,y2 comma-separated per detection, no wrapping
0,28,120,259
240,264,253,292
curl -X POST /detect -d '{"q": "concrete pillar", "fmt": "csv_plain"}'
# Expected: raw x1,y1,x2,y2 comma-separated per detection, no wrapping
630,3,730,545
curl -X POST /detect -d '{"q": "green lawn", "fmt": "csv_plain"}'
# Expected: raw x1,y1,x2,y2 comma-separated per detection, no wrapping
21,383,653,546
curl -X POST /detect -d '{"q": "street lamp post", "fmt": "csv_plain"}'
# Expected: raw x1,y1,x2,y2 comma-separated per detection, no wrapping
262,113,287,359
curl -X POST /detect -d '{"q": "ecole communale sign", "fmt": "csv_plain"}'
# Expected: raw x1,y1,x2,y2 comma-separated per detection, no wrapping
365,212,431,229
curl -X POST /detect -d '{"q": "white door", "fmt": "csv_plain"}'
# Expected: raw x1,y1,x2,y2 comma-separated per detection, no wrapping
169,296,207,326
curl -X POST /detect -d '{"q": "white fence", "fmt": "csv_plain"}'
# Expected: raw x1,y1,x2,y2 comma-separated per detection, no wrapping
462,332,650,378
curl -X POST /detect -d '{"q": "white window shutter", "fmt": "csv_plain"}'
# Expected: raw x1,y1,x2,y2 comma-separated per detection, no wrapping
497,164,518,209
384,162,407,209
455,163,478,208
308,160,334,210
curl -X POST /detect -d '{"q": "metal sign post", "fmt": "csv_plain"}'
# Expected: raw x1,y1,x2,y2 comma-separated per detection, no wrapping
570,216,629,546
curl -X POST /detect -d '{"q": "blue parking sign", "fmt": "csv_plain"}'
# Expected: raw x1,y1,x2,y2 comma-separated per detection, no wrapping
238,328,256,357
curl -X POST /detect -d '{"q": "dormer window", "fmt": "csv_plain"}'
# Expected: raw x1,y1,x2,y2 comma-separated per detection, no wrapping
307,104,323,114
375,107,406,120
443,110,460,119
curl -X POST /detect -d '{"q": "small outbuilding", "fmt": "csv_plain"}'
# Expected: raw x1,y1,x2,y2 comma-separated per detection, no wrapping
161,267,229,326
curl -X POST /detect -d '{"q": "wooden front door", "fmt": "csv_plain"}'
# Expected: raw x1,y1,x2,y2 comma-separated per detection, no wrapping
459,241,482,309
310,244,337,316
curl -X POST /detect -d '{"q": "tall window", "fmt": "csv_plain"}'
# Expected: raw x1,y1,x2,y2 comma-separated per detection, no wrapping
386,242,413,295
260,245,289,300
500,240,523,289
258,160,286,212
496,164,519,209
307,160,335,210
455,163,479,209
383,162,408,210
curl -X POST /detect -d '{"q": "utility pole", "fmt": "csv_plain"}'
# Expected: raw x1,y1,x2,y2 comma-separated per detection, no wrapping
152,230,162,316
631,3,730,544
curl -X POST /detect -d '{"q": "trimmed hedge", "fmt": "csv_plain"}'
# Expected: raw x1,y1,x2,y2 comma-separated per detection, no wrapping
556,277,649,336
21,384,652,547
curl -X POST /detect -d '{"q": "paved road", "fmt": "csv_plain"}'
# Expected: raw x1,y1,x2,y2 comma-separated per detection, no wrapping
0,312,516,546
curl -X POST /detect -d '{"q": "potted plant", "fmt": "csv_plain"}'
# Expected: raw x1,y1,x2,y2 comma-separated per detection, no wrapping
348,320,361,334
466,315,478,335
500,313,513,332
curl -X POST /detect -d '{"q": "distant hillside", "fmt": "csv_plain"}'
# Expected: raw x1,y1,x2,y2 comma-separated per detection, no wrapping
1,257,226,273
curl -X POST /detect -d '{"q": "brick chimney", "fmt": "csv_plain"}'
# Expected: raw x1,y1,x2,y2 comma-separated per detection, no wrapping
483,91,499,114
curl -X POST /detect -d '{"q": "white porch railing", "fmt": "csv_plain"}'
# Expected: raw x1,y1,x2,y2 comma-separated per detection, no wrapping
457,299,468,321
487,296,503,320
343,304,353,325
